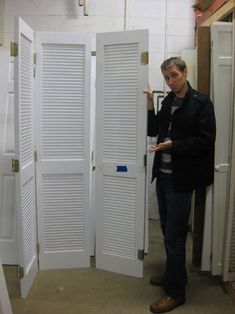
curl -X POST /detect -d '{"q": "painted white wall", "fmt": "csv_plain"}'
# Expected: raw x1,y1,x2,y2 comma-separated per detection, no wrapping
0,0,195,90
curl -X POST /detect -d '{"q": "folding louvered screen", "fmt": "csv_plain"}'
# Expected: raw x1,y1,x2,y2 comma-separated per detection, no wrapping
14,17,38,297
35,32,91,269
95,30,148,278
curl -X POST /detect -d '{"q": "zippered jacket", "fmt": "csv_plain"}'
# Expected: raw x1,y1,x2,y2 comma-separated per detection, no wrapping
148,83,216,192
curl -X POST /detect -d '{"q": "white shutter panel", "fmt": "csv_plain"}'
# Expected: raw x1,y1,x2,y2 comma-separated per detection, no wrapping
35,32,91,269
14,17,38,297
95,30,148,278
211,22,233,275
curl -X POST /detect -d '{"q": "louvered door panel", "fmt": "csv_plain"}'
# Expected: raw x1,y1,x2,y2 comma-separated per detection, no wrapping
96,30,148,278
103,44,138,163
14,17,38,297
20,35,34,168
103,176,136,259
229,191,235,272
35,32,91,269
22,177,36,269
41,44,85,160
42,174,85,252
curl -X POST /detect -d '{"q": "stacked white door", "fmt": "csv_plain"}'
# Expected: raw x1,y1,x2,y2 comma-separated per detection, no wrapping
14,17,38,297
35,32,91,269
0,51,18,264
95,30,148,278
211,22,233,275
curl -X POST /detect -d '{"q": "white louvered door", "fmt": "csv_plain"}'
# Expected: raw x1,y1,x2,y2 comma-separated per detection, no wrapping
35,32,91,269
95,30,148,278
14,17,38,297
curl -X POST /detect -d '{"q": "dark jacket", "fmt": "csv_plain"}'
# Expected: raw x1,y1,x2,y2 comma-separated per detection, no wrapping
148,83,216,192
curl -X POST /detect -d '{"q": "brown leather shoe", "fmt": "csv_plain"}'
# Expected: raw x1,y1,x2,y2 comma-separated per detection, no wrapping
149,295,185,313
150,276,164,286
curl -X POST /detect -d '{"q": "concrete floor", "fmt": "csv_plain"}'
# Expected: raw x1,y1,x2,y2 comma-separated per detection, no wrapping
4,220,235,314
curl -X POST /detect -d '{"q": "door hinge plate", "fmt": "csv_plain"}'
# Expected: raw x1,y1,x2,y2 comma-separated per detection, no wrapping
34,151,37,162
17,266,24,280
141,51,149,65
12,159,19,172
37,243,40,254
10,42,18,57
33,52,36,64
138,249,145,261
91,150,95,171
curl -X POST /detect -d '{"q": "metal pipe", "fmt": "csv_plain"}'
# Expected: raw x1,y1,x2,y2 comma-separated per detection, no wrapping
124,0,130,31
84,0,88,16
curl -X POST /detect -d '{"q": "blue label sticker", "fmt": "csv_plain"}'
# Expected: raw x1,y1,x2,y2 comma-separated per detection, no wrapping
116,165,128,172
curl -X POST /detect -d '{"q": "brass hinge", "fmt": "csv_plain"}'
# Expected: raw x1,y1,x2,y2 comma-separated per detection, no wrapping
37,243,40,254
33,52,36,64
17,266,24,280
91,150,95,171
34,151,37,162
138,249,145,261
12,159,19,172
141,51,149,65
144,154,147,167
10,42,18,57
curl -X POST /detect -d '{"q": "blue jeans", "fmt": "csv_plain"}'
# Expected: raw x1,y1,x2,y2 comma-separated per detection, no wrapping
156,172,192,300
